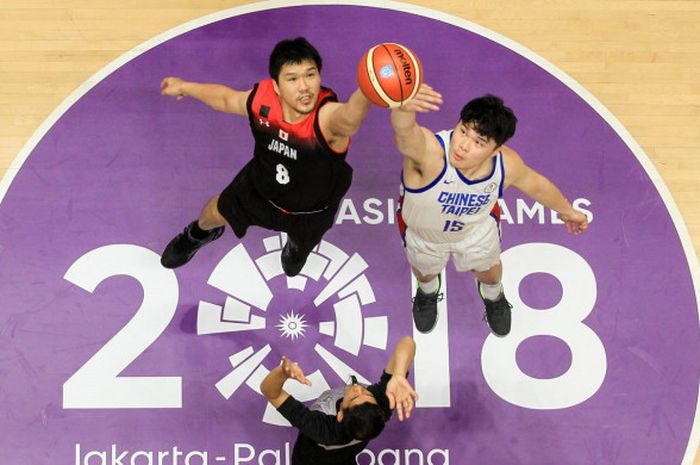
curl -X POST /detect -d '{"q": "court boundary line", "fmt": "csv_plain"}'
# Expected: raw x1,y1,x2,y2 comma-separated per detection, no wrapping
1,2,698,463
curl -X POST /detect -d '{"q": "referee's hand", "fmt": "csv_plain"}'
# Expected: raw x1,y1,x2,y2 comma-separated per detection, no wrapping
281,356,312,386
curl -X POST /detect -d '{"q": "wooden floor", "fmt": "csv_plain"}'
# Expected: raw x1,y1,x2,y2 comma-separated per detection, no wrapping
1,0,699,462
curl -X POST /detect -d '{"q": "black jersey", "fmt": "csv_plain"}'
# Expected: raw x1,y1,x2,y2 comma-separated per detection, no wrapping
246,79,352,213
277,372,393,465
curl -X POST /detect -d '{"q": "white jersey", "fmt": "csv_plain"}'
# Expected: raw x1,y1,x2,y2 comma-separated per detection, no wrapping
399,129,504,244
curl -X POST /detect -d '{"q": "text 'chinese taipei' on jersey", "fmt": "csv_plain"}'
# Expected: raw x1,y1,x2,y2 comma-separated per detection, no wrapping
246,79,352,213
399,130,504,244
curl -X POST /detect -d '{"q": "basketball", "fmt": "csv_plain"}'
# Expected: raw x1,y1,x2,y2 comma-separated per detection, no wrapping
357,43,423,108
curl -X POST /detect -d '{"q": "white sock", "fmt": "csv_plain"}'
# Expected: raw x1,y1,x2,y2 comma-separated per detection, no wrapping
479,281,503,301
418,276,440,294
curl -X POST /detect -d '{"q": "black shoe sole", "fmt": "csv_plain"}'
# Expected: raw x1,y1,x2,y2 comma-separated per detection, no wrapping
412,289,439,334
160,234,198,269
160,224,224,269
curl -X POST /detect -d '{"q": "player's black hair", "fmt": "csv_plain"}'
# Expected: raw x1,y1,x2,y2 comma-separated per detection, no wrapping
341,402,387,441
269,37,323,81
459,94,517,146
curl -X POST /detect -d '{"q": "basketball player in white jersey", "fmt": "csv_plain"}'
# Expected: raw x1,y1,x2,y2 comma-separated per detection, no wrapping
393,85,588,336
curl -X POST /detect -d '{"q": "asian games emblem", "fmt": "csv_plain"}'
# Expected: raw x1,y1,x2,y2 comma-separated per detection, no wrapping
196,233,389,426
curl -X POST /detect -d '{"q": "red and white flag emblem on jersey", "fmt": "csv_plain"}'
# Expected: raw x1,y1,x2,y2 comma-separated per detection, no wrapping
279,129,288,141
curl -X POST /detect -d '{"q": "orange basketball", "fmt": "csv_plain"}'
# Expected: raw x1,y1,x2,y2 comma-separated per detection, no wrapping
357,43,423,108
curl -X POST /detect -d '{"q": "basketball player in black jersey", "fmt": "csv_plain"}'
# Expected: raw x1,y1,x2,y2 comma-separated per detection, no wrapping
159,37,373,276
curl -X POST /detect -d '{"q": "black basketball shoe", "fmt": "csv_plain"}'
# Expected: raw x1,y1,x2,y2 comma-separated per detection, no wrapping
160,221,224,269
480,287,513,337
281,237,310,277
411,280,443,333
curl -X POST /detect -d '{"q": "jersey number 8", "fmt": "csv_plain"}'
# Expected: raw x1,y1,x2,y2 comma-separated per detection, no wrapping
276,163,290,185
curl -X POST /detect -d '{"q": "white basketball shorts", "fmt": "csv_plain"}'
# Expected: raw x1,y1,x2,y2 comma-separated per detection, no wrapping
404,218,501,276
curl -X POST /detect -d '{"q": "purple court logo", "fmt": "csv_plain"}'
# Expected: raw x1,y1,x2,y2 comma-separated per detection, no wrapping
1,2,698,465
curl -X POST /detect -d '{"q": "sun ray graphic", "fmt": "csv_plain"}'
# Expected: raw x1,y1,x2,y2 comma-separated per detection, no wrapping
276,310,308,340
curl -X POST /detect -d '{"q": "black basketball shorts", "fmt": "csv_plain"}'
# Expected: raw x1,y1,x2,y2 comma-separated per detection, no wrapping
216,161,348,254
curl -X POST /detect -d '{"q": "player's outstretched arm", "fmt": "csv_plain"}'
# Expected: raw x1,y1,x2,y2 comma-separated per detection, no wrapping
260,356,312,408
505,148,589,235
384,336,415,377
390,84,442,165
160,77,251,116
384,336,418,421
319,88,373,141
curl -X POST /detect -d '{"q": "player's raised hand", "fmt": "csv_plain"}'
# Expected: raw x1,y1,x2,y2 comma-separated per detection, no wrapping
160,77,188,100
280,356,312,386
560,210,589,235
386,375,418,421
398,83,443,113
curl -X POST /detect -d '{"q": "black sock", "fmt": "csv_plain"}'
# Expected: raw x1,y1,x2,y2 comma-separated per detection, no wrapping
189,221,212,240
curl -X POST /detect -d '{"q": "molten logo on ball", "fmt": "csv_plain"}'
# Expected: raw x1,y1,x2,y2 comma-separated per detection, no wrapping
392,48,414,85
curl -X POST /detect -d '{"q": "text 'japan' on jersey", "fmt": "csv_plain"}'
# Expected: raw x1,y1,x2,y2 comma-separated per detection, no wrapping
246,80,352,213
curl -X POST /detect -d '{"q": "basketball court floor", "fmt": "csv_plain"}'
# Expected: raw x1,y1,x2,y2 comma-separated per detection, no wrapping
1,1,700,464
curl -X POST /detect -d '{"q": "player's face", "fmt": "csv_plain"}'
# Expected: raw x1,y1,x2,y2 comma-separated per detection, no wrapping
341,383,378,410
273,59,321,120
449,121,499,170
